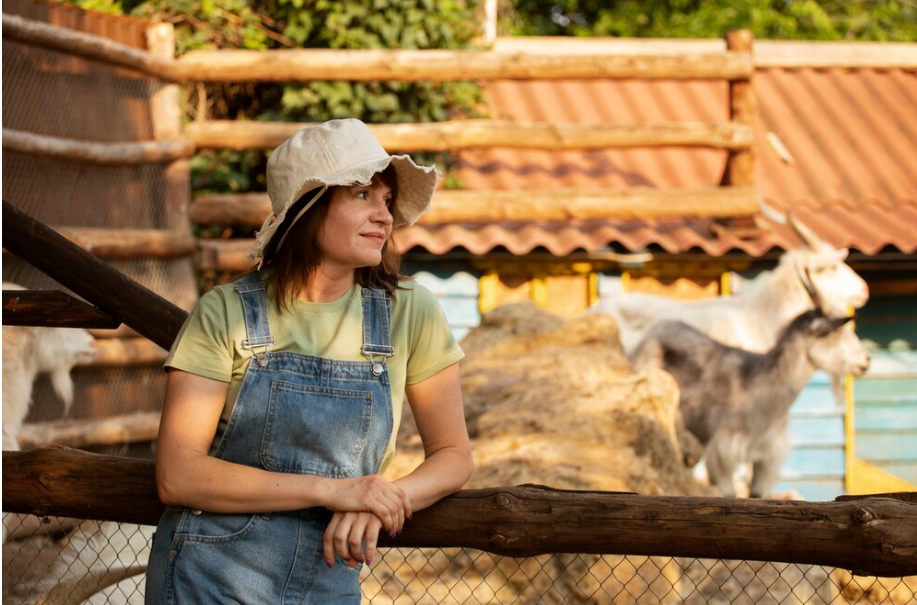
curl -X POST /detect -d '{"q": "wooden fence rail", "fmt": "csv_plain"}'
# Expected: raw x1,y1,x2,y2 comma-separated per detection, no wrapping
1,13,753,84
1,200,188,350
184,119,755,152
3,447,916,578
194,187,761,226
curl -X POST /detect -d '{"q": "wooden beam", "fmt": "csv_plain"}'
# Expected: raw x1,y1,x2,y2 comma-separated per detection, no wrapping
721,30,757,188
492,37,917,71
89,337,169,366
17,413,161,450
184,120,755,152
177,48,753,82
2,128,195,166
3,447,916,577
2,13,187,83
54,227,197,259
192,186,761,227
2,199,188,351
753,40,917,70
2,289,120,329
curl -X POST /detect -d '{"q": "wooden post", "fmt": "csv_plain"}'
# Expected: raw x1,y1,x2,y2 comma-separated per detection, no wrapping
147,22,193,232
721,29,757,187
3,447,917,577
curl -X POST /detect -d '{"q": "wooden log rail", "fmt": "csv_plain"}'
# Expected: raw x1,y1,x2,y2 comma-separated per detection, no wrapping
2,200,188,351
2,13,753,83
194,187,761,227
185,120,755,152
2,289,120,329
17,414,161,450
2,128,195,166
3,447,916,578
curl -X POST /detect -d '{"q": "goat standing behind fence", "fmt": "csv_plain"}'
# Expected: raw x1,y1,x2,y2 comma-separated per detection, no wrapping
2,282,97,545
632,310,870,497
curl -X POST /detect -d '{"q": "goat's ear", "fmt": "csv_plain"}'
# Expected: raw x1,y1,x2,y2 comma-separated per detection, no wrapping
810,315,851,337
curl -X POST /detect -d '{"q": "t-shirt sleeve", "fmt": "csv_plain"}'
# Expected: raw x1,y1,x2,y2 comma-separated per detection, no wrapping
404,282,465,385
164,288,234,383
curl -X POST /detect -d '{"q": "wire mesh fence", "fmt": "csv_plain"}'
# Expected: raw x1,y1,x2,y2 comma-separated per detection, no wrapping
3,516,915,605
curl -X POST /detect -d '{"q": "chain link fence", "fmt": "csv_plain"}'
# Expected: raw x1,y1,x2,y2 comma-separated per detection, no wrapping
3,516,915,605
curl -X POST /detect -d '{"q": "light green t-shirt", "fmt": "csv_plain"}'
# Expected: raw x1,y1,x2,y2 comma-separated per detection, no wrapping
164,279,464,471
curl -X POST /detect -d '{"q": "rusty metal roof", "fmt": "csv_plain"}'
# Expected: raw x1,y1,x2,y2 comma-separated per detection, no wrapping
400,65,917,258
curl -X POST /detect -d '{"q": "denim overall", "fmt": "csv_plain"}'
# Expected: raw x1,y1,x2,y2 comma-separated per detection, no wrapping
146,273,395,605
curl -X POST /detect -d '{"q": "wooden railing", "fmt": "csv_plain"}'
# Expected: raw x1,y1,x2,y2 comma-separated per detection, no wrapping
4,446,917,577
3,10,764,274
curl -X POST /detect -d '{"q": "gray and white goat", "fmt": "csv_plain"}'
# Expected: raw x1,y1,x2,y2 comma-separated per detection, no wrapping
632,310,870,498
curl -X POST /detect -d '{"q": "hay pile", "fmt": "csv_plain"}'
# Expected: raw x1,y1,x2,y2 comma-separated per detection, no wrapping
388,302,709,497
370,303,721,604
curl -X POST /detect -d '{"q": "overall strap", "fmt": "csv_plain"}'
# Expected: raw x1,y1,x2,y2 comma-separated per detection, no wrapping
361,288,394,375
234,272,276,351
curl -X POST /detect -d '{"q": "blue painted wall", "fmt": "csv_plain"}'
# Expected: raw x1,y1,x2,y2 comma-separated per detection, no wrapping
409,270,480,342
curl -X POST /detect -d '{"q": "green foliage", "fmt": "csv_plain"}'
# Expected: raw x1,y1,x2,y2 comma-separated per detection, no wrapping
505,0,917,41
57,0,485,195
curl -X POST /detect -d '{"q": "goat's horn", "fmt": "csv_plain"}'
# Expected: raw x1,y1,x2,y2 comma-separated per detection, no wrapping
796,262,822,309
787,210,823,252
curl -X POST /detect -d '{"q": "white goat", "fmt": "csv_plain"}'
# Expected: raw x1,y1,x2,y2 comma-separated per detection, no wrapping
2,282,97,544
632,310,870,497
591,213,869,357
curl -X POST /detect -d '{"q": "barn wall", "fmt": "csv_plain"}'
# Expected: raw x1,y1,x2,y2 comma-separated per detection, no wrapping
851,292,917,491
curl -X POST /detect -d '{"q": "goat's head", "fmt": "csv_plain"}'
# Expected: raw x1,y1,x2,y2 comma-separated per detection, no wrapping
782,212,869,317
803,314,871,378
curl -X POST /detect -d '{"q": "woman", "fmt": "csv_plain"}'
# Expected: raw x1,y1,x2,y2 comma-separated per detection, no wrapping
146,119,473,604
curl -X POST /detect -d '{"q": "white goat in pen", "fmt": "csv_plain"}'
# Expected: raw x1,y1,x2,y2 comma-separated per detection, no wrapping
2,283,98,451
590,212,869,358
632,310,870,497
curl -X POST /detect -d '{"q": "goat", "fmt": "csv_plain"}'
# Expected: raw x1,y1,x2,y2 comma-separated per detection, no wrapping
2,282,97,545
2,283,97,451
590,212,869,357
632,310,870,497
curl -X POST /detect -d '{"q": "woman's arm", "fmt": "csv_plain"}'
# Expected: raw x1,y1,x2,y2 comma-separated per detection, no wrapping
323,362,473,568
155,369,409,532
395,362,474,508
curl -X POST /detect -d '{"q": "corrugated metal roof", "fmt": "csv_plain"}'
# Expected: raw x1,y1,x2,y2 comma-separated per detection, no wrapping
401,65,917,257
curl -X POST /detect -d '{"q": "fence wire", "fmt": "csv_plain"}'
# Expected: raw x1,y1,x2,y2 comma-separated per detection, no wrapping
2,517,915,605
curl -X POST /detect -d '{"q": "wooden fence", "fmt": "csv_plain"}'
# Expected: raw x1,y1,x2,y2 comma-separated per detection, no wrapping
4,447,917,578
2,10,767,276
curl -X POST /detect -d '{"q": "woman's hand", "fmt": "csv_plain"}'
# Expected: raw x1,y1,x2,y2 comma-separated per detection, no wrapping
323,511,383,569
323,474,411,537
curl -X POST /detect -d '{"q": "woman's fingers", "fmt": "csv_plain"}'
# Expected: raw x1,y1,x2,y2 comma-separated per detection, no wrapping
364,515,382,566
323,512,355,568
323,513,341,568
347,514,369,562
323,512,384,569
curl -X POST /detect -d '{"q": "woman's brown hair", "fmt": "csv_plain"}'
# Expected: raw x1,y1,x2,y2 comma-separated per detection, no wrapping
260,164,405,312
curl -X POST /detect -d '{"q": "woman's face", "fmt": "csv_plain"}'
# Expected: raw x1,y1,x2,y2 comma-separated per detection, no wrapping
316,174,394,277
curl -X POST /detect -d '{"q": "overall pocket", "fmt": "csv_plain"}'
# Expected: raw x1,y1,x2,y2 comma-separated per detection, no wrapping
261,380,373,477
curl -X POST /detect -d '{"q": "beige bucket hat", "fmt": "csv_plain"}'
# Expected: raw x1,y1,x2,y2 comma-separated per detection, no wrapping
250,118,440,263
